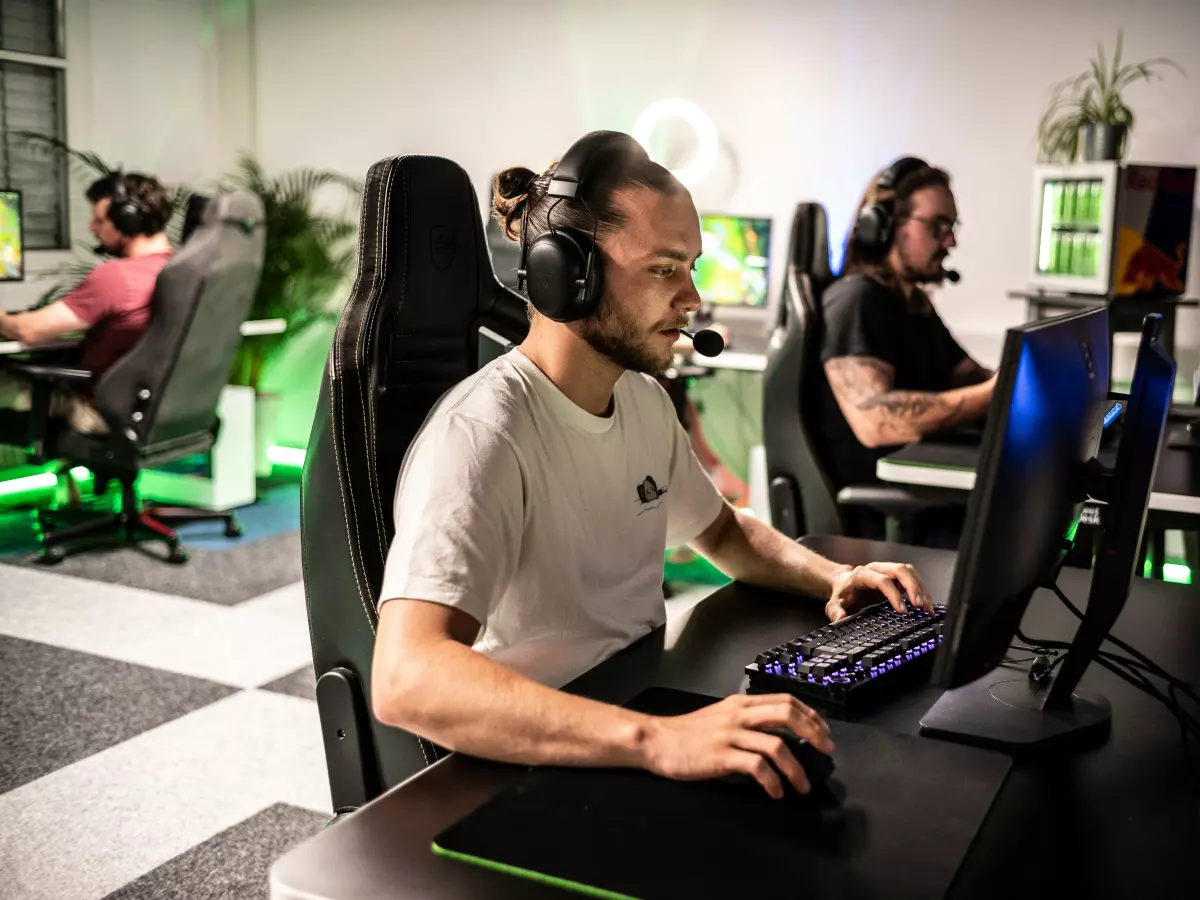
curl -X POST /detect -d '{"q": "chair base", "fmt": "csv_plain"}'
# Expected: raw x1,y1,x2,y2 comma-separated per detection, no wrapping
36,480,242,565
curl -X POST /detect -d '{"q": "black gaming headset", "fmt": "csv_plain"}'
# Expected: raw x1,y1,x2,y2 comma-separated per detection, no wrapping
516,130,648,322
854,156,928,252
107,173,148,238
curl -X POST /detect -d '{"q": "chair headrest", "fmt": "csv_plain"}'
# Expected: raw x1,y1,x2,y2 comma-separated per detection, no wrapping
788,202,833,287
202,191,263,235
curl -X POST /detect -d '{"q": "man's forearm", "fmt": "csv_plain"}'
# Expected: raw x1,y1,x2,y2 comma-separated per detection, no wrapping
697,508,848,599
0,311,19,341
859,380,991,446
373,638,653,768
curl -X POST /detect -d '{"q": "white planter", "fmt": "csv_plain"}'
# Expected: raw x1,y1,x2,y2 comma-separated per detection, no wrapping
255,392,281,478
138,385,257,510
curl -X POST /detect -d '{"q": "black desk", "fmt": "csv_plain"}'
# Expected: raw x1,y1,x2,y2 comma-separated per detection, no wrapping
270,537,1200,899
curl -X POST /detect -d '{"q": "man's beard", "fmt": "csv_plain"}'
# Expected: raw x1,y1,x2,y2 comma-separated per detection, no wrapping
579,297,674,377
899,245,948,286
94,237,127,258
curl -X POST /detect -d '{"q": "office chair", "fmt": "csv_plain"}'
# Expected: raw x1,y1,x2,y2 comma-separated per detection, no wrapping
301,156,529,817
763,202,962,542
1,191,266,563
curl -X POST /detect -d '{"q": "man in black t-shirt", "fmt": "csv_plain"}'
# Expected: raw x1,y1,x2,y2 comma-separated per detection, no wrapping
815,158,996,495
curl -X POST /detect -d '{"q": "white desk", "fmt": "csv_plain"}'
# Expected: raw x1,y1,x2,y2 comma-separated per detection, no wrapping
0,317,287,354
694,350,767,372
877,442,1200,517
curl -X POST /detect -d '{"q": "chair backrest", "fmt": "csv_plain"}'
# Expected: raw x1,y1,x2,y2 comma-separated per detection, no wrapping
301,155,528,809
91,191,266,451
763,202,844,538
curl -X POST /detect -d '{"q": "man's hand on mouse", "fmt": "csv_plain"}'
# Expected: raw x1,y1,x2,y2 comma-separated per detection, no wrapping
637,694,833,799
825,561,933,622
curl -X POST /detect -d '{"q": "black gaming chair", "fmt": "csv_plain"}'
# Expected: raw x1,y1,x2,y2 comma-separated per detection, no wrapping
4,191,266,562
301,156,529,816
764,202,961,541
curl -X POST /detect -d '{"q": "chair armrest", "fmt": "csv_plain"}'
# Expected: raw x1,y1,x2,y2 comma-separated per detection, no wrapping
836,484,966,513
0,359,93,383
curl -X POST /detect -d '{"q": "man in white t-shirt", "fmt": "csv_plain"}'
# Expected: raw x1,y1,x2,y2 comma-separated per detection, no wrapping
372,133,933,800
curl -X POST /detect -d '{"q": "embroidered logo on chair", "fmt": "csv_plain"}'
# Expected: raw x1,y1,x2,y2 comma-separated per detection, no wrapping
430,225,455,272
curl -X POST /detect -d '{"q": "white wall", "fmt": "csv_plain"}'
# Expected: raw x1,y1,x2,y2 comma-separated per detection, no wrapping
6,0,1198,369
1,0,243,311
253,0,1200,368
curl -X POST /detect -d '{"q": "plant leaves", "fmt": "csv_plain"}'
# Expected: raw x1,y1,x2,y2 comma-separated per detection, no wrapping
1037,27,1181,146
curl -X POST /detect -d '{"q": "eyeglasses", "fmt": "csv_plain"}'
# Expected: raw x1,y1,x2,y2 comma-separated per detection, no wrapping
904,215,960,240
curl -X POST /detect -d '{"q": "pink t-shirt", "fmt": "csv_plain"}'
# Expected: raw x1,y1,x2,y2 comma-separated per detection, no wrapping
62,251,172,382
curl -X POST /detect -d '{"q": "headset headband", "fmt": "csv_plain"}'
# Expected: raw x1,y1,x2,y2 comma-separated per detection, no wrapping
545,131,648,200
878,156,927,193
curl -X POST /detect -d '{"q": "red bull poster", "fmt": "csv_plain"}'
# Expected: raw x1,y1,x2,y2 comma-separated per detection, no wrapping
1112,165,1195,296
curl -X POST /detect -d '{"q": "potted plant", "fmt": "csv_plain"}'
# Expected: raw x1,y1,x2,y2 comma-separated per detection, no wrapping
223,155,362,475
1037,29,1183,163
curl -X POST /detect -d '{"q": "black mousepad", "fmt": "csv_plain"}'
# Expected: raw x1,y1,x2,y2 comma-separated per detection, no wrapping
432,687,1012,899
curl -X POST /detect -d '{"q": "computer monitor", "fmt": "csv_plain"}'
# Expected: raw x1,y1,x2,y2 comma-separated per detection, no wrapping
692,215,771,308
1043,314,1176,707
0,189,24,282
921,307,1113,751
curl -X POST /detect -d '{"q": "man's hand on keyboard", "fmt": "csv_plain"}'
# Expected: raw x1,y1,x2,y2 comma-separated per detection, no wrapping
825,561,932,622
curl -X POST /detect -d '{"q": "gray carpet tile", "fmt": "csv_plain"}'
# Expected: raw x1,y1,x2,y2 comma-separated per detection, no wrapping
101,802,329,900
6,530,303,605
258,664,317,702
0,635,238,793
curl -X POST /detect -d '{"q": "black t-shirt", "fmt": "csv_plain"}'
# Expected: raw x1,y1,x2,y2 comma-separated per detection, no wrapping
814,274,968,487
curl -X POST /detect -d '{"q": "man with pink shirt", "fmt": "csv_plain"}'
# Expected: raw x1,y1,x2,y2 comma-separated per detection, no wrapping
0,173,173,437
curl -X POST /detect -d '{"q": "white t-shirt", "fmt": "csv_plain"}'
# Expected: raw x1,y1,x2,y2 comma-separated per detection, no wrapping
379,348,725,687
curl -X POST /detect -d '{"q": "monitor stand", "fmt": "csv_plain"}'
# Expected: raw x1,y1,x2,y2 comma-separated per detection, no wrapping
918,672,1111,753
921,459,1126,755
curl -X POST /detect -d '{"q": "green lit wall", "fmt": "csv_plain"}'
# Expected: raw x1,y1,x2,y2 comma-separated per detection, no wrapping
258,320,338,450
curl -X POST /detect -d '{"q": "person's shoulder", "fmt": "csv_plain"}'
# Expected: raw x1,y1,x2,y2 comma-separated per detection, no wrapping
82,257,127,284
823,272,897,312
436,354,536,438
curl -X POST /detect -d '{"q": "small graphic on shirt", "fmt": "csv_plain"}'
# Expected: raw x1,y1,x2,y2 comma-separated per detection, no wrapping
634,476,667,514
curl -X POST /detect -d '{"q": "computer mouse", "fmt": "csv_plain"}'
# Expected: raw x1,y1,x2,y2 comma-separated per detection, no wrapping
719,727,836,797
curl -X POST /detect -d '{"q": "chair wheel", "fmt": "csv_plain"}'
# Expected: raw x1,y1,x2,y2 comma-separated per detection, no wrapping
167,545,190,564
40,545,65,565
225,520,244,538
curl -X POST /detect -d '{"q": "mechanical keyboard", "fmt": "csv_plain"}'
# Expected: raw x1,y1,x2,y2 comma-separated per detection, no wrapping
746,601,947,708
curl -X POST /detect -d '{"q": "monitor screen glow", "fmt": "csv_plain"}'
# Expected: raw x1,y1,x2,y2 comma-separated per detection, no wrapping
692,215,770,307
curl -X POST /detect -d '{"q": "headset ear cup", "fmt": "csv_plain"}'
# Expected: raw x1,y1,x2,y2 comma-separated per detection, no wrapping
856,204,880,250
525,229,601,322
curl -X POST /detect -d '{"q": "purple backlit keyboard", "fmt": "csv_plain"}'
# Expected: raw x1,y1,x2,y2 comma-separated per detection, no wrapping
745,601,947,708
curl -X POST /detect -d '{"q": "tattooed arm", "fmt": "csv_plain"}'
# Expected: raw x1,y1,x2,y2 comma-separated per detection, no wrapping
950,356,995,388
824,356,996,448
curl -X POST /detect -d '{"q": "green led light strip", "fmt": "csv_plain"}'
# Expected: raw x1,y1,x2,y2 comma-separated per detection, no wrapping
266,445,306,467
0,465,95,503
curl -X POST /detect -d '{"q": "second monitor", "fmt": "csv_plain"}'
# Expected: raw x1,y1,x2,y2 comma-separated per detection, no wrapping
693,215,771,308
